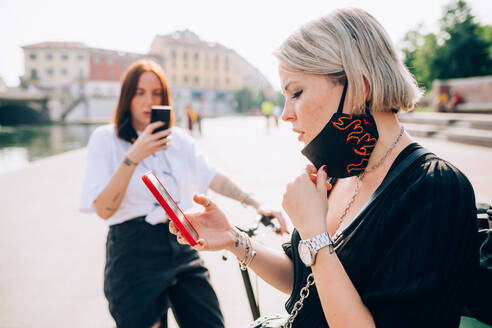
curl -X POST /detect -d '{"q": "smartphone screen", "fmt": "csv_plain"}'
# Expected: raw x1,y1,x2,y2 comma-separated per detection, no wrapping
151,106,171,134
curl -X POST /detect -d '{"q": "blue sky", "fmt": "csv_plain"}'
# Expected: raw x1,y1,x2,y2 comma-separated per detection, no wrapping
1,0,491,89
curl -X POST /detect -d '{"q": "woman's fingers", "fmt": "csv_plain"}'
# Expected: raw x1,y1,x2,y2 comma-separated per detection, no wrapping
193,194,216,211
193,238,207,251
169,221,178,235
316,165,328,195
151,128,172,141
309,173,332,191
145,121,165,134
305,164,317,175
176,232,188,245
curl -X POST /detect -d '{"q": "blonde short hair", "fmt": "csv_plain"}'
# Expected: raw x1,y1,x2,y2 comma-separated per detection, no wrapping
274,8,423,114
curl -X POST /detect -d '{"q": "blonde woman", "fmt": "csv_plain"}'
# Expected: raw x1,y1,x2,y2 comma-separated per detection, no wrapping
170,8,478,328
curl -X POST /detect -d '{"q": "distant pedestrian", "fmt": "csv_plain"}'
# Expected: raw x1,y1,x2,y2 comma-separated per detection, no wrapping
79,59,287,328
196,103,204,136
185,104,197,134
273,105,282,127
261,100,274,130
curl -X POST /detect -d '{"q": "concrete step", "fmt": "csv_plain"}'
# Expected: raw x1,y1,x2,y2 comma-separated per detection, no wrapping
402,122,492,148
399,113,492,148
398,113,457,126
446,128,492,148
402,123,445,138
399,112,492,130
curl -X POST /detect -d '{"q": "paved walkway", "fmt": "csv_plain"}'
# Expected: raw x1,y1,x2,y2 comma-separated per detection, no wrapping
1,116,491,327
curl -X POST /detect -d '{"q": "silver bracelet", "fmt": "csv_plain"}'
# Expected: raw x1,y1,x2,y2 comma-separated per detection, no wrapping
239,233,253,270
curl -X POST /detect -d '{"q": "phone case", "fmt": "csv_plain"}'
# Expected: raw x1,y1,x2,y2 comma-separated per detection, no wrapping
142,171,199,246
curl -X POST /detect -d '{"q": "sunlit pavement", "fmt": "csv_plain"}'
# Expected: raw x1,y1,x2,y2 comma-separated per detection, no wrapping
0,116,491,327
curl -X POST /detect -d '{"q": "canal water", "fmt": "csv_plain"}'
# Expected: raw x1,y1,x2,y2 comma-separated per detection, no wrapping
0,123,103,174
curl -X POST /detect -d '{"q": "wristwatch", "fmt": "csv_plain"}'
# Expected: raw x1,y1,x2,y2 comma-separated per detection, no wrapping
298,232,334,267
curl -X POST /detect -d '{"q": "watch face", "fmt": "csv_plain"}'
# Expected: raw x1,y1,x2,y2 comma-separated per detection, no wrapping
298,242,313,266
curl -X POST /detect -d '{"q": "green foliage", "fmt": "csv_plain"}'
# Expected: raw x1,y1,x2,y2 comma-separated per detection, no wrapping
19,77,29,90
233,87,278,113
233,87,255,113
401,0,492,90
272,92,285,107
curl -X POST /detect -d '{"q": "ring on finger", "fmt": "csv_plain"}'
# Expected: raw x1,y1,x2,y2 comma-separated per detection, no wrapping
205,199,211,207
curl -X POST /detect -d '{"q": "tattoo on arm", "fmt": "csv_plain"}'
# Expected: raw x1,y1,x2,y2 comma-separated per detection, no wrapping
234,232,245,248
219,179,246,202
105,207,115,212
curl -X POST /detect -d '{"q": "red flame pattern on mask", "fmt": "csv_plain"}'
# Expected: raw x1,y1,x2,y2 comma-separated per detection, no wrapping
331,114,377,175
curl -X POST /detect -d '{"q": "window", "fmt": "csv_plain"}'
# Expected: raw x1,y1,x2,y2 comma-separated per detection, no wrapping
61,54,68,60
46,68,54,76
29,53,37,60
93,56,100,65
46,53,53,61
194,76,199,84
78,54,84,61
194,52,199,61
172,50,176,59
30,69,38,79
79,70,85,78
107,57,113,66
183,51,188,61
183,75,188,83
61,68,67,75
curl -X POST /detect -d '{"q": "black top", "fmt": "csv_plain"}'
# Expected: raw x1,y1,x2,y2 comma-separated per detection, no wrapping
282,143,479,328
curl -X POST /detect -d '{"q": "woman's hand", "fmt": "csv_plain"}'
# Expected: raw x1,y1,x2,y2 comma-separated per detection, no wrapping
169,194,236,251
126,121,172,163
282,165,329,239
256,207,289,234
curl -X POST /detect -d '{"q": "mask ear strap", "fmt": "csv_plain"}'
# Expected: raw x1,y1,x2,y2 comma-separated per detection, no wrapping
337,82,348,114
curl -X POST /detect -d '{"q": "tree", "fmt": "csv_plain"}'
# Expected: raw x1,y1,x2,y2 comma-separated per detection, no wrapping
402,26,439,90
402,0,492,91
272,91,285,107
233,87,255,113
436,0,492,78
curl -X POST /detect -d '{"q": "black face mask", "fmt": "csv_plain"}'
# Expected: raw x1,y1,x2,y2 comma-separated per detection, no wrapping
301,83,379,178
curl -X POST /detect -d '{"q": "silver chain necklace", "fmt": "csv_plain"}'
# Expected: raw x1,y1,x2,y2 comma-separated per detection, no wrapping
333,125,405,240
285,126,405,328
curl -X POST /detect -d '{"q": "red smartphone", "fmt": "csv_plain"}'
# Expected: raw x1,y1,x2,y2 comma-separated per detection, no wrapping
142,171,199,246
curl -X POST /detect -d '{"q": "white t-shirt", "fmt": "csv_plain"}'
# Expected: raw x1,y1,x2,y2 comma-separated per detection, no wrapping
79,124,217,226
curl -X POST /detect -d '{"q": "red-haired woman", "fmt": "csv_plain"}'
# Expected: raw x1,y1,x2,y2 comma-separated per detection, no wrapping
79,59,287,328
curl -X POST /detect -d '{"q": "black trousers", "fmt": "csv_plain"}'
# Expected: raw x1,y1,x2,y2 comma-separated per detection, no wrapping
104,217,224,328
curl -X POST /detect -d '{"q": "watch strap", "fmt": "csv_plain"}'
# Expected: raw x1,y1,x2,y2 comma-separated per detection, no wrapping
307,232,334,253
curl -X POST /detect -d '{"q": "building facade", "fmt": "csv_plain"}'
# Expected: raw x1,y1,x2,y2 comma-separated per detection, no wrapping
22,42,90,89
22,32,272,121
149,30,272,117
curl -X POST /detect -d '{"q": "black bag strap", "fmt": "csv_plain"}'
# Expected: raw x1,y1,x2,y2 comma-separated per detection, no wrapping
335,147,433,245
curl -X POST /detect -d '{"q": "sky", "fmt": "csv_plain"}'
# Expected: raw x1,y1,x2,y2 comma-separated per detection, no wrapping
1,0,491,90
